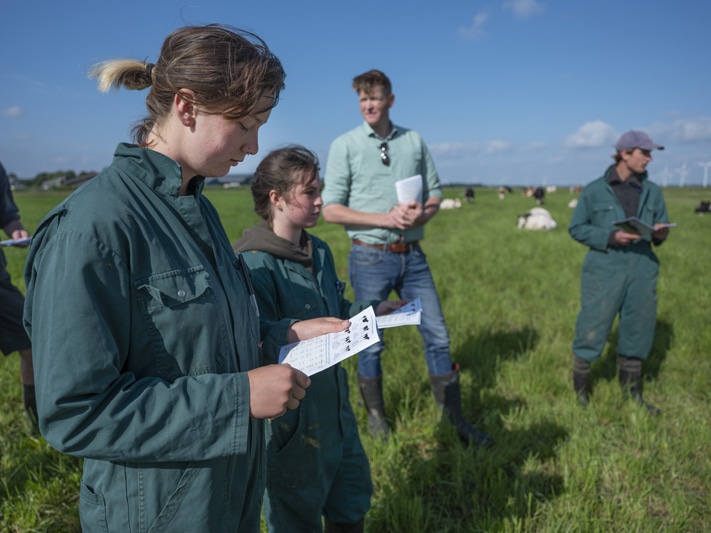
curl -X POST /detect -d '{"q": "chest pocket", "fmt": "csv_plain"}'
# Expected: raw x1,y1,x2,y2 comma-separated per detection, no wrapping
282,287,324,320
138,267,211,311
280,267,325,320
591,202,616,228
135,266,228,378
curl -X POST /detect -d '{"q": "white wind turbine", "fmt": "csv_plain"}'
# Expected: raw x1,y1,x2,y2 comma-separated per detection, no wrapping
676,162,688,188
658,166,672,188
697,160,711,188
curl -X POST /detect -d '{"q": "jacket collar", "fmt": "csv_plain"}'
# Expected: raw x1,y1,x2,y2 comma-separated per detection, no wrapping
113,143,205,198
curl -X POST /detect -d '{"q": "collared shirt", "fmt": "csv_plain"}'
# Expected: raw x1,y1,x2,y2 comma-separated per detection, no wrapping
607,167,651,247
608,166,643,218
323,121,442,244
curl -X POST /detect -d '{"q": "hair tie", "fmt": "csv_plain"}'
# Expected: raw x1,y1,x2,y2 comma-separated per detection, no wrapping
146,63,154,81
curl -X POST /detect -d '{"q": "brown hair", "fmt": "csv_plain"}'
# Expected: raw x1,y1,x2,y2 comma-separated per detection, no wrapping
251,145,320,222
352,69,392,96
89,24,286,147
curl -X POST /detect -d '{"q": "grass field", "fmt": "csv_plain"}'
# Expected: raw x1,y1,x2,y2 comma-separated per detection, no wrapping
1,184,710,532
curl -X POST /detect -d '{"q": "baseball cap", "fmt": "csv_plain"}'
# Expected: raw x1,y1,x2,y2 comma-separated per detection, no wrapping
615,130,664,152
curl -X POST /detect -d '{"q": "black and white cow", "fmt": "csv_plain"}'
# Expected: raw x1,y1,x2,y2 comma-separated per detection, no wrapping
517,207,557,230
695,201,710,215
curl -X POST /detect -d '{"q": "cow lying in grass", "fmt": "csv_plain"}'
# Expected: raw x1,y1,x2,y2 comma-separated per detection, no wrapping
440,198,462,209
517,207,557,230
695,201,710,215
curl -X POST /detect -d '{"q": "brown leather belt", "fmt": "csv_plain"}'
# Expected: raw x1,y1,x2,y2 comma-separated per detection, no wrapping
352,239,419,253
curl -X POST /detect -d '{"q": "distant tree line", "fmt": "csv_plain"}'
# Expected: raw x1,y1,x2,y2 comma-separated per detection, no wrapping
11,170,100,190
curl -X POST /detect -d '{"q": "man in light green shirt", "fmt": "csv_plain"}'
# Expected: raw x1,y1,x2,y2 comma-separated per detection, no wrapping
322,69,493,447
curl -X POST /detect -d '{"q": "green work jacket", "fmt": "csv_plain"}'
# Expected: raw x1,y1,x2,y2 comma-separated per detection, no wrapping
569,165,669,252
239,233,374,430
238,231,374,523
23,144,291,532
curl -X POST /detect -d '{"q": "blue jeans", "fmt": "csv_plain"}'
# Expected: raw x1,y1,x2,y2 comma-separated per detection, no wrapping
348,243,453,377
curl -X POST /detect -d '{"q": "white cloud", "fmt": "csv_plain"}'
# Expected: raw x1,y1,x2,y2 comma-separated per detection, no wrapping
485,140,514,154
430,142,480,158
565,121,617,148
503,0,544,19
2,106,24,118
667,117,711,143
14,133,31,142
459,13,488,40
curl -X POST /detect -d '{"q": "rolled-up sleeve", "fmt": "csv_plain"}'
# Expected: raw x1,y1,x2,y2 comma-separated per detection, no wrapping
323,137,352,207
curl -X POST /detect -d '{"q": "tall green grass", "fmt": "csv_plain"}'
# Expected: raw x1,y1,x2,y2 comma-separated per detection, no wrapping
1,185,709,532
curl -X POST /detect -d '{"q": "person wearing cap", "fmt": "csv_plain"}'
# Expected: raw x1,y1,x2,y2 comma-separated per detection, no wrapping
569,130,670,414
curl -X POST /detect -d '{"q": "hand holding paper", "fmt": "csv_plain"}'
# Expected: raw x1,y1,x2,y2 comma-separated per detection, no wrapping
613,217,675,237
375,297,422,329
280,307,380,376
279,299,424,376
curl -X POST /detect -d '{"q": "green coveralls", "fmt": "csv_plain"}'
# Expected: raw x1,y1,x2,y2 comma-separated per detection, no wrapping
23,144,294,532
237,229,373,531
569,165,669,363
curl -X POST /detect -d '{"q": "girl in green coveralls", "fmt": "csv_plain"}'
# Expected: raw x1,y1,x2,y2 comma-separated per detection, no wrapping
23,25,348,533
234,145,405,533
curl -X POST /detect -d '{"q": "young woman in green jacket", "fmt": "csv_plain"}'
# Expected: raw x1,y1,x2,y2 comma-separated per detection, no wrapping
234,145,404,533
23,26,347,533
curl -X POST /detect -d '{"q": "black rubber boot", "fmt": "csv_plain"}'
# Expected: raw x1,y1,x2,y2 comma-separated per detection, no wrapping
357,375,390,438
324,517,364,533
618,355,661,416
573,356,591,407
23,384,39,434
429,365,494,447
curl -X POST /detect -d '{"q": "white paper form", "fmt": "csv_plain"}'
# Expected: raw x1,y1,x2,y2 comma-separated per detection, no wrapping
395,174,423,204
375,298,422,329
279,307,380,376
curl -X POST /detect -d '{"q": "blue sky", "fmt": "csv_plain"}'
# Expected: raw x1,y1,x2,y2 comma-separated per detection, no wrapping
2,0,710,186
